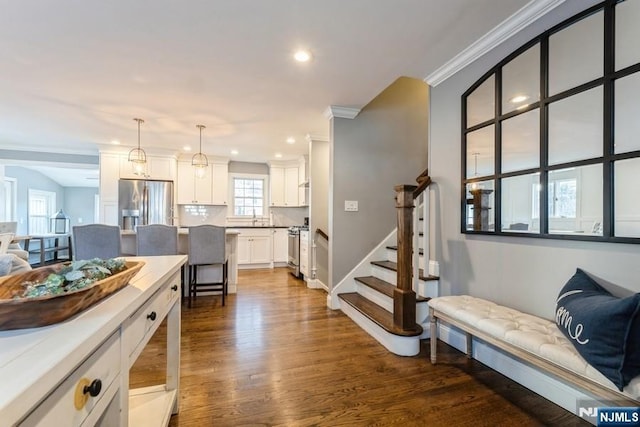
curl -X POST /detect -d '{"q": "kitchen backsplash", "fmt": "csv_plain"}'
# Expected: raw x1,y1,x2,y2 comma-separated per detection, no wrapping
178,205,308,227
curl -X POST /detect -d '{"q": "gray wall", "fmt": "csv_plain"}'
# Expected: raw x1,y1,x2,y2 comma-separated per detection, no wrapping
428,0,639,320
229,161,269,175
64,187,98,226
310,139,330,286
5,166,65,235
331,76,429,287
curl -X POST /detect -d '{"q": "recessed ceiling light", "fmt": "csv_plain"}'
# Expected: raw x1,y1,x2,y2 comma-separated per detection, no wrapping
275,153,283,158
111,140,120,145
183,145,191,152
510,95,529,103
294,50,311,62
286,137,295,144
231,150,239,155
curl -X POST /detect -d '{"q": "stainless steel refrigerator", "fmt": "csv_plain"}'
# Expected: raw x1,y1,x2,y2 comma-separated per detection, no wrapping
118,179,174,230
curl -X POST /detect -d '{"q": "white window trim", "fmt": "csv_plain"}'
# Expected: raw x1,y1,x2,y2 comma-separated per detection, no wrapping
227,172,270,219
28,189,56,234
3,177,17,221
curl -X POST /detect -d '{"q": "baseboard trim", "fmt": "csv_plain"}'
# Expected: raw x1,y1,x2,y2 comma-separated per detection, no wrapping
436,323,595,421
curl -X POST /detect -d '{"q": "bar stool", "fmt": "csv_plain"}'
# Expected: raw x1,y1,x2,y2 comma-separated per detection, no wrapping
72,224,121,260
187,225,227,308
136,224,183,297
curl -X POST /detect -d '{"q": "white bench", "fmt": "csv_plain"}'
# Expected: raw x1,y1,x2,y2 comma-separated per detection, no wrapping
428,295,640,406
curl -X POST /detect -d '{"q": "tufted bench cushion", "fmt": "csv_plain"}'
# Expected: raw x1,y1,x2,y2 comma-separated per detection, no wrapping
428,295,640,402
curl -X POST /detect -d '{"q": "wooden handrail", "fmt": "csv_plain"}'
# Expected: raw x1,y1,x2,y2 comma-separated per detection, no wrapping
413,168,431,198
315,228,329,241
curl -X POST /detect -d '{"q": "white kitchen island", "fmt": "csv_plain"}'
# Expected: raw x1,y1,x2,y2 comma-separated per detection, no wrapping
0,255,186,426
121,228,240,294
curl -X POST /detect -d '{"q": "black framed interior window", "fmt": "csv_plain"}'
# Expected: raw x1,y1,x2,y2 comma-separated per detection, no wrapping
461,0,640,243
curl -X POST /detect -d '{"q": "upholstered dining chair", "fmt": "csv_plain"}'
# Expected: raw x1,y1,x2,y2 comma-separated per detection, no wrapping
72,224,122,260
187,225,228,308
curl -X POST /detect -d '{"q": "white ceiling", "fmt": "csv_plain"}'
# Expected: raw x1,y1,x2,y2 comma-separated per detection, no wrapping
0,0,534,184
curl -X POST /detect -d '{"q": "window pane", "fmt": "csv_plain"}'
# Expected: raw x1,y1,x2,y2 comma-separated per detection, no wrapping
549,11,604,95
233,177,264,216
614,71,640,154
501,109,540,173
466,75,495,127
548,164,602,235
466,125,494,178
548,86,603,165
616,0,640,71
501,173,540,233
502,43,540,114
465,180,495,231
615,158,640,237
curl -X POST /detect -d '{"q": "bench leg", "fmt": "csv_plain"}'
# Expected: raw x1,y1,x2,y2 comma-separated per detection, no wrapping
430,308,437,364
466,332,472,359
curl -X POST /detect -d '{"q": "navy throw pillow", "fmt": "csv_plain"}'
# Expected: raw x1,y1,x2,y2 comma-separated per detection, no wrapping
555,268,640,391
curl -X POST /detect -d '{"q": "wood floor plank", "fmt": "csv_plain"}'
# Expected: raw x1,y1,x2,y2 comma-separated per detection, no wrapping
130,267,589,426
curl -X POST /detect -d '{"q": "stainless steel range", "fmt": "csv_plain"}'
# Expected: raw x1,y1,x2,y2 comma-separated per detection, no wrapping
287,226,308,279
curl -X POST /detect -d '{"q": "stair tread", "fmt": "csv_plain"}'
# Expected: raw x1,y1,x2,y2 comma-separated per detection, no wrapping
354,276,430,302
386,245,424,255
338,293,423,337
371,260,439,281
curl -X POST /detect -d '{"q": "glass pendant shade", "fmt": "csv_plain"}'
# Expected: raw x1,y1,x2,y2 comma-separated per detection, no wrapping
192,124,209,179
129,118,147,176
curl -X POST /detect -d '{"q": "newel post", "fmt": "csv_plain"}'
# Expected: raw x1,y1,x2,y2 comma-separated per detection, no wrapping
394,184,417,331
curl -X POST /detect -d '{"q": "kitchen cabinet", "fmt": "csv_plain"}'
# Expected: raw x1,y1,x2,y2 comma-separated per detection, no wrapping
300,229,309,277
99,153,121,225
177,161,212,204
272,228,288,264
298,157,308,206
269,163,299,207
119,155,176,181
211,162,229,205
237,228,272,266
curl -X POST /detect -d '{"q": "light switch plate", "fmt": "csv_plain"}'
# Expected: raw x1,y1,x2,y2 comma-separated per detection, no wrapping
344,200,358,212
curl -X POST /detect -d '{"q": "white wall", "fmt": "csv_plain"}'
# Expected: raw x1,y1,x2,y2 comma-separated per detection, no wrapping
428,0,640,320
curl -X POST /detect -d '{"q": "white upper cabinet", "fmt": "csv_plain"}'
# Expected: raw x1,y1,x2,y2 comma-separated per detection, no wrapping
177,161,212,204
270,159,302,207
119,155,176,181
212,162,229,205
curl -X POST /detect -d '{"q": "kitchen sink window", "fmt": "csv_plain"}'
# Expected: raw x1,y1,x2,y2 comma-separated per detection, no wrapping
233,177,265,217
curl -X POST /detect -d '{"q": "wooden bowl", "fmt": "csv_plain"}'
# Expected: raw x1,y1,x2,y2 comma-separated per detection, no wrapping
0,261,144,331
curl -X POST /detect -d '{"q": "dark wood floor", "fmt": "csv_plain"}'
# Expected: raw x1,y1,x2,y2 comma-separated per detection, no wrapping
130,268,589,426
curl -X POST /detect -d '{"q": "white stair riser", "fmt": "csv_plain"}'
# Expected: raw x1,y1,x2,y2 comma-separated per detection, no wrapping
356,282,393,312
417,279,439,299
385,249,425,269
339,299,420,356
371,265,397,285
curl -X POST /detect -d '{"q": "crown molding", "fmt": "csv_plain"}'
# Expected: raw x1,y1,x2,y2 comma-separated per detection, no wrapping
424,0,566,87
305,134,329,143
323,106,361,120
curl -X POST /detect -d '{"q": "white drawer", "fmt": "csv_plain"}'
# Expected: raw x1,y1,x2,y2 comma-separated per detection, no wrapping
20,332,121,427
125,272,180,364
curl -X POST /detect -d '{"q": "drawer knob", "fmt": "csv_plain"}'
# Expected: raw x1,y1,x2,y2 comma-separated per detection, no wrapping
147,311,157,321
171,285,178,291
83,379,102,397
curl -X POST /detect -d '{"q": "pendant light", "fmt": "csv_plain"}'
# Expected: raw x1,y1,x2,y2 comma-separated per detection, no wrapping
192,124,209,179
128,118,147,176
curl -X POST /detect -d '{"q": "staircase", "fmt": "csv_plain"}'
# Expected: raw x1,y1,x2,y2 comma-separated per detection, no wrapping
332,170,438,356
